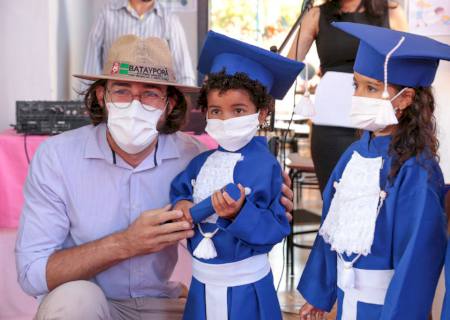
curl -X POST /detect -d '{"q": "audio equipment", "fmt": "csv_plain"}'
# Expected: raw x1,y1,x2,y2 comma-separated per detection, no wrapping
15,100,91,135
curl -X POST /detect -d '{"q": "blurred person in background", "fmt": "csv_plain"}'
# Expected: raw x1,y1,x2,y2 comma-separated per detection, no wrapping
84,0,196,86
288,0,408,195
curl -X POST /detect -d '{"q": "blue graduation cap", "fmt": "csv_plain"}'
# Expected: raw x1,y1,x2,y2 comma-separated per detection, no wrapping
332,22,450,89
198,31,305,99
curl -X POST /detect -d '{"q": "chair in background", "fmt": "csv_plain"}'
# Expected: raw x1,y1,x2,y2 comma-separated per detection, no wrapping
285,153,321,276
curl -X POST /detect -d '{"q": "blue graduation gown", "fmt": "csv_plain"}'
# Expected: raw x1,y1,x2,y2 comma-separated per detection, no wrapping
298,131,447,319
443,242,450,320
170,136,290,320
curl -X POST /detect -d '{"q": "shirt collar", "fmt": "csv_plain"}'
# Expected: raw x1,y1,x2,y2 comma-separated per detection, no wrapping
84,123,111,161
84,123,181,170
110,0,129,10
111,0,163,18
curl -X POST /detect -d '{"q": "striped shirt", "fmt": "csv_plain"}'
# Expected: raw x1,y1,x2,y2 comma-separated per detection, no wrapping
83,0,196,85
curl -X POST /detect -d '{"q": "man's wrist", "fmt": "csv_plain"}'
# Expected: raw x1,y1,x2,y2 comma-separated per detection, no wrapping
112,231,134,260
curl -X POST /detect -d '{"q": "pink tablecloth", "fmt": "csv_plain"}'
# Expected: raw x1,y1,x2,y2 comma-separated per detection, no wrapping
0,129,217,228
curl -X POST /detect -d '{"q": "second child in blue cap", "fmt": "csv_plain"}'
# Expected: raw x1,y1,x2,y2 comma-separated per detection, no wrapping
297,22,450,320
170,31,304,320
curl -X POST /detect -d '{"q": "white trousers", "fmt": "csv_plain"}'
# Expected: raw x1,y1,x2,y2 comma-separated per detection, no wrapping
35,280,185,320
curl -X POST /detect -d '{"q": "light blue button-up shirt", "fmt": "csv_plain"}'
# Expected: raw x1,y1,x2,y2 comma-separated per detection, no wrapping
15,124,204,299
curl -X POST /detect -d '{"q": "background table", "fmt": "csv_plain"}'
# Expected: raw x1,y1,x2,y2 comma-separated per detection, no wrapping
0,129,217,228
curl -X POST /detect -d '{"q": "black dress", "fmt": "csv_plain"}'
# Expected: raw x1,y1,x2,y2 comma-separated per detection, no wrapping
311,1,389,194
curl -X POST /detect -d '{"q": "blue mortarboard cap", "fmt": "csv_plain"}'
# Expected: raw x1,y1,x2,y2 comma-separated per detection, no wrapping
333,22,450,88
198,31,305,99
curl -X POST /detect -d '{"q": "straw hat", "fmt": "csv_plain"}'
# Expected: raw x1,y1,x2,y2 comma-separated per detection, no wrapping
74,34,199,92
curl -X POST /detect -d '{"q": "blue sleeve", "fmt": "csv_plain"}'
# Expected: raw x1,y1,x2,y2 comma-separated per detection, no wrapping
216,161,290,253
380,168,447,319
170,151,211,205
296,146,355,312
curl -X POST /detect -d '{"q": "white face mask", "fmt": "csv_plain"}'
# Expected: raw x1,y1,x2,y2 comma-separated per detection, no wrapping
350,88,407,132
205,112,260,152
106,100,164,154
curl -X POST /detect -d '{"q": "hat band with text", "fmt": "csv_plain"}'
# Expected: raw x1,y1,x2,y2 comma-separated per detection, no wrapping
108,61,175,82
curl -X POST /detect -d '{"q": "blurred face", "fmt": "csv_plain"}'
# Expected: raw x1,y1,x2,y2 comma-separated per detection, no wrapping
206,89,267,123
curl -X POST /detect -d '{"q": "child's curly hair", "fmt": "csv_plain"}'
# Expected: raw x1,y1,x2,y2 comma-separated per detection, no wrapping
197,70,274,114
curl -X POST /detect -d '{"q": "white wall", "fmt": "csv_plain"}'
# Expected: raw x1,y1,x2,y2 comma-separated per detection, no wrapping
0,1,53,131
434,57,450,184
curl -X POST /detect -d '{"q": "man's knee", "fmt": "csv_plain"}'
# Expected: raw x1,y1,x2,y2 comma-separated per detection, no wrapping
35,280,111,320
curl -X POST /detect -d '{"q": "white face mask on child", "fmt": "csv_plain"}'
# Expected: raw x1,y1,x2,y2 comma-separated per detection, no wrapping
350,88,407,132
205,112,260,152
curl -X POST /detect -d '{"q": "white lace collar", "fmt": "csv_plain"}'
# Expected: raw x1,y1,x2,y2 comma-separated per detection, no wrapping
319,151,387,256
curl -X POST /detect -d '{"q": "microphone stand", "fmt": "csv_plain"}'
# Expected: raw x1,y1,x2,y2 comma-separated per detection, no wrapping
268,0,314,131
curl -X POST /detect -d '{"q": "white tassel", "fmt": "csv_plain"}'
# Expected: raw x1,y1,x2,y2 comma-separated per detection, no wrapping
193,225,219,260
341,261,356,289
294,62,315,118
294,93,315,118
338,253,361,289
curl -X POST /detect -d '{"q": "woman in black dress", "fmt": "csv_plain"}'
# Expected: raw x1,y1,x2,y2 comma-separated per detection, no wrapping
288,0,407,194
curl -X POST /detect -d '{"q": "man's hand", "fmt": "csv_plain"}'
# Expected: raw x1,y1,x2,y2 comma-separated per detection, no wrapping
46,205,194,291
180,283,189,298
299,302,326,320
173,200,194,224
119,205,194,257
212,184,246,220
281,171,294,222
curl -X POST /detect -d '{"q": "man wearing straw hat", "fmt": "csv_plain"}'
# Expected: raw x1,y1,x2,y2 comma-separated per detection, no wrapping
15,35,294,319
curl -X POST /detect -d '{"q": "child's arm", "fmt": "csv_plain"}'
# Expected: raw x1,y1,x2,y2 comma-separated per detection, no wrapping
211,184,246,220
170,169,195,223
173,200,193,223
379,167,447,319
215,162,290,253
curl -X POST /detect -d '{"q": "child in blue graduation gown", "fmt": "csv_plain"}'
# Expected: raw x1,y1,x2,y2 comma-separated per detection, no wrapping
170,31,304,320
298,23,450,320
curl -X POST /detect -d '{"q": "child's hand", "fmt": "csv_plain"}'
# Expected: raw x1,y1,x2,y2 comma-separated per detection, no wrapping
212,184,246,219
173,200,194,224
299,302,326,320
